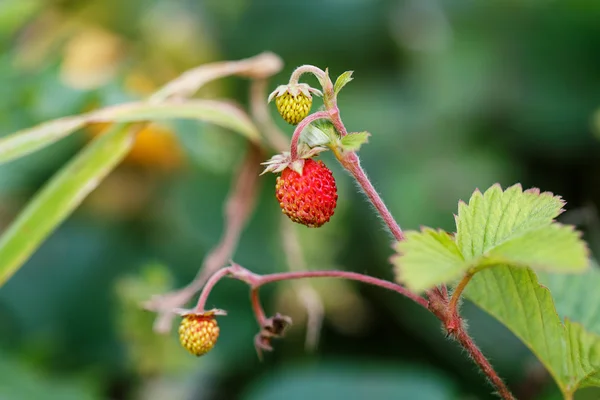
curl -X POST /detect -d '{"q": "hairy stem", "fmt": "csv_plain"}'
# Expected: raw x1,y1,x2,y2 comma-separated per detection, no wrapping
327,106,349,137
289,110,330,160
256,270,428,308
324,102,510,397
198,264,429,313
339,152,404,241
455,327,516,400
448,273,473,317
289,65,327,86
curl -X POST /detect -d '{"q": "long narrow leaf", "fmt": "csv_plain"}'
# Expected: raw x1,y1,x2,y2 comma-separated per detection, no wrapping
0,117,86,164
91,100,261,143
0,123,139,286
0,99,261,165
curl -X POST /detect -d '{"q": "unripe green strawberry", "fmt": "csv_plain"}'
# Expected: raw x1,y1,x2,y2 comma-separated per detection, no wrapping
276,159,337,227
179,313,220,356
268,83,321,126
275,92,312,125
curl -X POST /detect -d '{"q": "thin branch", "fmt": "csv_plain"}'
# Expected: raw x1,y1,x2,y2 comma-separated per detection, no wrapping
150,52,283,103
339,152,404,241
289,65,327,86
454,327,516,400
256,270,427,308
250,287,266,325
193,262,513,398
305,66,510,398
144,145,263,333
195,267,234,311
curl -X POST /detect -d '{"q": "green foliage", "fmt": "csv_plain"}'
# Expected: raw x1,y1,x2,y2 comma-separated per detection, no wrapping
538,266,600,336
466,267,600,396
394,184,599,396
395,184,588,292
455,184,566,260
340,131,370,152
479,223,587,273
0,123,137,286
2,1,600,397
394,229,464,292
0,100,260,165
333,71,354,96
301,122,332,148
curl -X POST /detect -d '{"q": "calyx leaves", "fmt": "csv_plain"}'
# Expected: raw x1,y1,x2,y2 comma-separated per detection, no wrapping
340,131,370,152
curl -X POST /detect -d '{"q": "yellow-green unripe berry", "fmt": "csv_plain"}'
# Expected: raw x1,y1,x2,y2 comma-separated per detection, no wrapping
179,314,220,356
275,92,312,125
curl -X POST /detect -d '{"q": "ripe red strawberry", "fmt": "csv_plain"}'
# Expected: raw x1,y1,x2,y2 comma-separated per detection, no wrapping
276,159,337,227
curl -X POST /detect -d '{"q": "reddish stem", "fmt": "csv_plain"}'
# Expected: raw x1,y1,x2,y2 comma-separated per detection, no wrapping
455,326,516,400
340,152,404,241
315,72,511,397
289,111,330,161
250,288,266,325
256,270,428,309
448,273,473,318
195,267,232,311
328,106,348,137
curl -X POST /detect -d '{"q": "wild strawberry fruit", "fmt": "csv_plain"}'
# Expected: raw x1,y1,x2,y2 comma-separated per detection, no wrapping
178,313,220,356
275,159,337,227
268,83,322,125
275,92,312,125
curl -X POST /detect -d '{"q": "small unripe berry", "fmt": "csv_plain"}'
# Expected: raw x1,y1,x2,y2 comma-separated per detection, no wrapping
275,92,312,125
178,314,220,356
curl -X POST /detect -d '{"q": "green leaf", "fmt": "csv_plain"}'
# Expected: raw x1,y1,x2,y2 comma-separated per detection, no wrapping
481,224,588,273
538,266,600,389
0,123,138,287
301,123,331,148
394,184,587,292
93,100,261,144
456,184,564,260
0,117,86,165
333,71,354,95
340,131,370,152
392,183,596,394
0,99,260,165
466,266,600,396
538,265,600,336
394,229,464,292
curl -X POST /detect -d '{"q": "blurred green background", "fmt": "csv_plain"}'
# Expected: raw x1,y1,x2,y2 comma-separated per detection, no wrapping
1,0,600,399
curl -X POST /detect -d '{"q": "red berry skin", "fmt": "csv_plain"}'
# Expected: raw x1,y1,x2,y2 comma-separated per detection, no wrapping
276,159,337,227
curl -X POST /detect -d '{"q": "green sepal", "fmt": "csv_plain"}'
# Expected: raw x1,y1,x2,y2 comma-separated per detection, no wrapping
340,131,370,152
334,71,354,95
